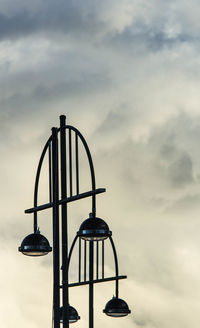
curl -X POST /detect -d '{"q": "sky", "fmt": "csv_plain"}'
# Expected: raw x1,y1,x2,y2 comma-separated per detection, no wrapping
1,0,200,327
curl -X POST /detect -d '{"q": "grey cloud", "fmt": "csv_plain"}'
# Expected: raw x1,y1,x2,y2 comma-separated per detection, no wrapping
96,108,133,137
0,0,199,52
105,24,192,54
144,31,191,52
0,12,35,40
167,152,193,187
159,143,194,188
32,72,110,100
148,113,200,189
0,2,102,41
92,111,200,219
165,193,200,214
134,318,148,326
0,70,110,124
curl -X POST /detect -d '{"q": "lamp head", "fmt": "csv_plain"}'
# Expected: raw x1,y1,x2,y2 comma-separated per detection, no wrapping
77,215,112,241
103,297,131,317
18,231,52,256
60,305,80,324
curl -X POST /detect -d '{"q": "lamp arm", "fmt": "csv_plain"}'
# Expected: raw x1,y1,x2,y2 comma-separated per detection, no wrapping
109,236,119,298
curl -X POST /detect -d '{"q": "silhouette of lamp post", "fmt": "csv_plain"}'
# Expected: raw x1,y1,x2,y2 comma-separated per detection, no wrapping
19,115,131,328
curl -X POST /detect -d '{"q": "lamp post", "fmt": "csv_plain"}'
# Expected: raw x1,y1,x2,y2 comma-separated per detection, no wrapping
19,115,131,328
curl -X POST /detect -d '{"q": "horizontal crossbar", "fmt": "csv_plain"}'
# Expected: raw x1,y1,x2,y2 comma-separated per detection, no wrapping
61,275,127,288
25,188,106,214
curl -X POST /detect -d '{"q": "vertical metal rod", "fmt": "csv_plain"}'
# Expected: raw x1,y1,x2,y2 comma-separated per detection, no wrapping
96,242,99,280
79,238,81,282
89,241,94,328
109,236,119,298
69,129,73,197
34,212,37,233
75,133,79,195
84,240,87,281
63,125,97,218
102,240,104,279
52,127,60,328
92,195,96,219
60,115,69,328
49,142,52,203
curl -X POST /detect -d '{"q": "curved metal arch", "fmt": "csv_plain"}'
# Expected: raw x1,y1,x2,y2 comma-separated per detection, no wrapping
33,136,52,232
32,123,97,232
68,235,120,298
60,125,96,192
68,235,79,269
59,124,97,216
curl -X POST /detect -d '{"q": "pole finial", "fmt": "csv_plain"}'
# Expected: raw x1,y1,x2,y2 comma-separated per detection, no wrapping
60,115,66,127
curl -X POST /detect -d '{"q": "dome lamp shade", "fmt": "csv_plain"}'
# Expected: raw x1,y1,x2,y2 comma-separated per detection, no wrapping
77,215,112,241
18,231,52,256
103,297,131,317
60,305,80,324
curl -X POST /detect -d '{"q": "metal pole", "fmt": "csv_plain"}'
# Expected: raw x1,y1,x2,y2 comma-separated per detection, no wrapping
109,236,119,298
89,240,94,328
60,115,69,328
52,127,60,328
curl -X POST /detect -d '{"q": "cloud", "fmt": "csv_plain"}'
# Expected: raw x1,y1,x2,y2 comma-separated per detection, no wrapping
2,1,200,328
0,0,200,47
167,152,193,187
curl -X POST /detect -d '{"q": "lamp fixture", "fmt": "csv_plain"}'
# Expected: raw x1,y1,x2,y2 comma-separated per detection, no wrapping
18,230,52,256
60,305,80,324
103,297,131,317
77,214,112,241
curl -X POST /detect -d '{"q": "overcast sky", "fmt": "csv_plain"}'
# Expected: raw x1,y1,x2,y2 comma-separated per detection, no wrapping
1,1,200,327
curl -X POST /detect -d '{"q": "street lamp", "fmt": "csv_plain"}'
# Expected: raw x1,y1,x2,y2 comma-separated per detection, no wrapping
60,305,80,324
19,115,131,328
77,213,112,241
103,297,131,317
19,229,52,256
